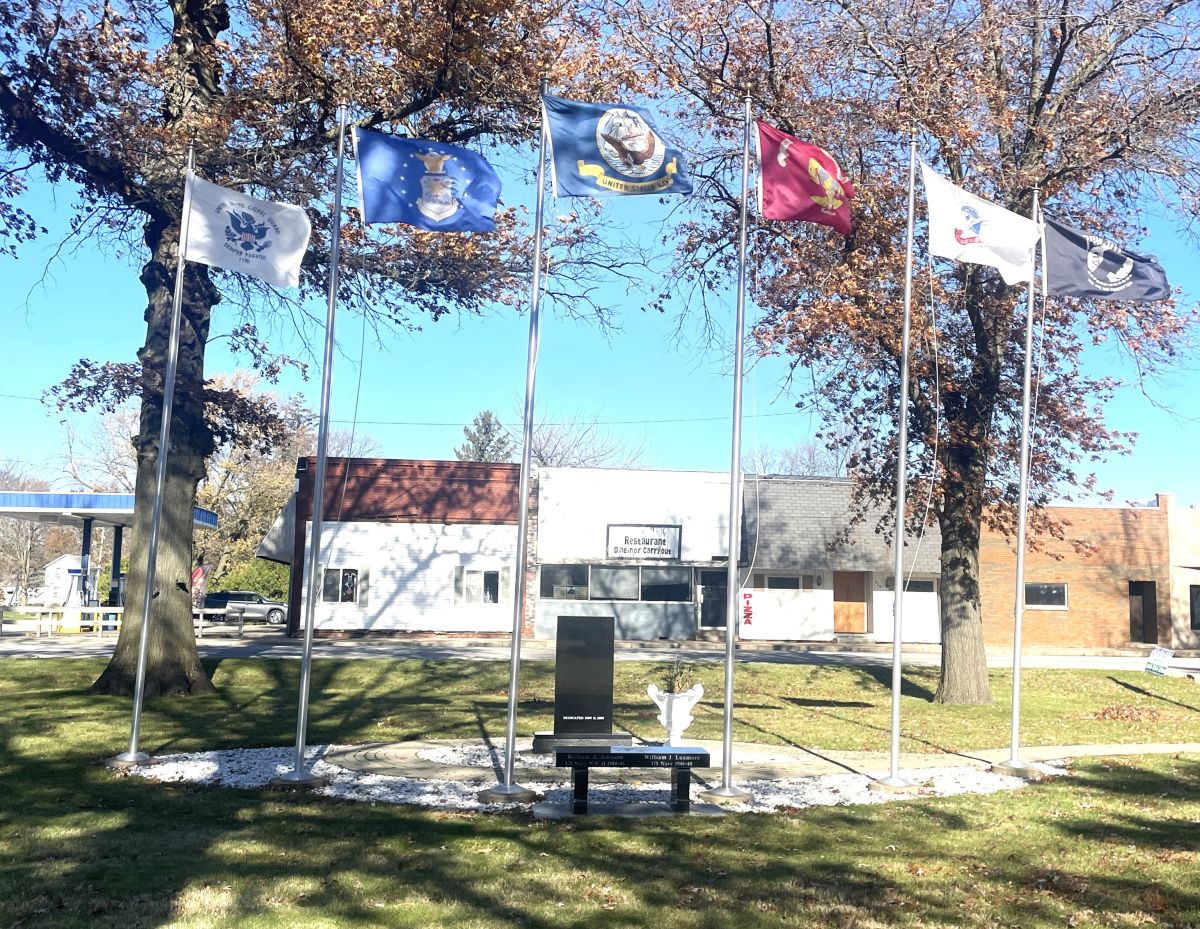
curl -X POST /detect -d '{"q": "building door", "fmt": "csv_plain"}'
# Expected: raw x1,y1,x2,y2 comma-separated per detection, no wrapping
699,570,727,627
1128,581,1159,644
833,571,867,634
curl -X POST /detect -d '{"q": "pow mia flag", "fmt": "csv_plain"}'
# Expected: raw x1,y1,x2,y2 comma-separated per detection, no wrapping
1043,216,1170,301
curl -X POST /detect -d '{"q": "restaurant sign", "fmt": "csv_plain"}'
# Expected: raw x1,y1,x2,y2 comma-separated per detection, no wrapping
606,524,682,560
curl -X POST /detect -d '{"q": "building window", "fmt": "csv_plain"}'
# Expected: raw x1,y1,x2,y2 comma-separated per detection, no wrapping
322,568,365,604
591,566,639,600
540,564,693,602
755,574,816,591
455,566,507,605
1025,582,1067,609
906,579,936,593
641,566,692,601
1191,585,1200,631
540,564,589,600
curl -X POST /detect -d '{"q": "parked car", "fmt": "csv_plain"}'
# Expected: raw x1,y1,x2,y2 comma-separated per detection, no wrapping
202,590,287,625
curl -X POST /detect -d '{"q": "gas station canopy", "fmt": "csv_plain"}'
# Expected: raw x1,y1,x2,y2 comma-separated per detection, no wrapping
0,492,218,531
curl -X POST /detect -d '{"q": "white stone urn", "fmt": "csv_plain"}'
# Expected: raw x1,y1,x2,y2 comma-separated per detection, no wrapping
647,683,704,747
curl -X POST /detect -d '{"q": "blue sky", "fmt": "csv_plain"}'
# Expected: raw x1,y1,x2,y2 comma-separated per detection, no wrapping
1,177,1196,508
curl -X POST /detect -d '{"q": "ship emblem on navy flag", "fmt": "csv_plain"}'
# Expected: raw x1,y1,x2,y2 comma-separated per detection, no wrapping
542,93,693,197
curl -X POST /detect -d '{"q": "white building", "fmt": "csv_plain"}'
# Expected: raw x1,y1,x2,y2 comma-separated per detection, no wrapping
267,459,941,643
533,467,732,639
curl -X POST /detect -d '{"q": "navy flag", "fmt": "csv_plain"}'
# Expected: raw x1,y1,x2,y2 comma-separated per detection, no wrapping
353,128,501,232
541,93,693,198
1043,216,1170,300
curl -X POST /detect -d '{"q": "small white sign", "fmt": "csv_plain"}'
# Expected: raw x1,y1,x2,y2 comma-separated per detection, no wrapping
1145,646,1174,676
606,524,682,560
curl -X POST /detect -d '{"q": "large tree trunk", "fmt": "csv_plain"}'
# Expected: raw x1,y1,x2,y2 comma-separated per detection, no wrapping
92,227,217,696
934,449,992,705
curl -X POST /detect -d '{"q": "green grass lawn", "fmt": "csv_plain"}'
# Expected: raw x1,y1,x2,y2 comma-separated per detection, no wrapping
1,657,1198,928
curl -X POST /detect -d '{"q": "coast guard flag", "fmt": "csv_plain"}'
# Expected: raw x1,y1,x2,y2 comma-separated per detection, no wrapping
920,161,1040,285
1042,216,1170,300
353,128,501,232
183,173,311,288
542,93,693,197
756,121,854,235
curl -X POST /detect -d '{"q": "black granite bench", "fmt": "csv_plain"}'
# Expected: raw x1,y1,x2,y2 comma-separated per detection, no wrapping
554,745,711,814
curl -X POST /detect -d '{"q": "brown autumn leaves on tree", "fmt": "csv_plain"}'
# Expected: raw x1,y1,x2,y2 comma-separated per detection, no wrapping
0,0,636,695
3,0,1196,710
616,0,1199,701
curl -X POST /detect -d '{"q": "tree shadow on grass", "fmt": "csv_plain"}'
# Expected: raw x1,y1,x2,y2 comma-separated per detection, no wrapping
782,696,873,709
857,666,937,701
4,664,1200,929
1106,676,1200,714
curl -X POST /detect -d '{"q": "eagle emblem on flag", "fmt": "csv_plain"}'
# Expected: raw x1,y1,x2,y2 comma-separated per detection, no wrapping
225,211,272,253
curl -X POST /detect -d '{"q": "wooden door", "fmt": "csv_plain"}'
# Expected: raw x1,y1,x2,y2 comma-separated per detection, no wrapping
832,571,867,633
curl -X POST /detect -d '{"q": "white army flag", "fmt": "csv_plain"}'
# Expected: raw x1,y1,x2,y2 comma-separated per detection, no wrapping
920,161,1040,285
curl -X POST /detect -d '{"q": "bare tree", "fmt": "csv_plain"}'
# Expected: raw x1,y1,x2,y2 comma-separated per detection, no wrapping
515,408,646,468
63,409,138,493
0,462,77,604
745,425,856,476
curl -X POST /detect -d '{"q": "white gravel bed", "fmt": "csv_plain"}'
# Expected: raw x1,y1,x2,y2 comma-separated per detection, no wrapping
113,744,1067,813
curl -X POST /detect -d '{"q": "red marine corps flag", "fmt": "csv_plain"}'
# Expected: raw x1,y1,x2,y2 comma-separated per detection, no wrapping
756,121,854,235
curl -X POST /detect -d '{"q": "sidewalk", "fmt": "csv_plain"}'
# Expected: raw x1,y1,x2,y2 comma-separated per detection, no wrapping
3,621,1199,672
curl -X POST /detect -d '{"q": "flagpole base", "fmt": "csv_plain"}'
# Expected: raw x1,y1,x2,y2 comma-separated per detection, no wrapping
106,751,161,769
269,770,326,789
478,783,537,804
869,775,919,793
699,784,752,803
991,758,1039,779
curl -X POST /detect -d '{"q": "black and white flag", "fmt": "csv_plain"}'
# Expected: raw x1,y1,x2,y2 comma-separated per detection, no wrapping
1043,216,1170,301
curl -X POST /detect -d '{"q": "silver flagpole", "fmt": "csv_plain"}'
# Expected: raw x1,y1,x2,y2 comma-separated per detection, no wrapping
272,104,349,787
994,188,1040,779
700,94,753,802
477,78,550,804
875,135,919,791
108,144,197,768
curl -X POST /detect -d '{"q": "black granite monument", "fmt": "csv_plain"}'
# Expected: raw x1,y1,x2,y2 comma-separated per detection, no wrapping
531,615,633,752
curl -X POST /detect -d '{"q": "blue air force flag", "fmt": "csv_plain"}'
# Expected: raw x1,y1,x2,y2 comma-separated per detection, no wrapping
1042,216,1170,301
542,93,693,197
353,128,501,232
183,173,312,288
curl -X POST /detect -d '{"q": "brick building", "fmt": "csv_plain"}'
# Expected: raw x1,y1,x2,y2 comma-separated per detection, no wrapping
979,495,1172,650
